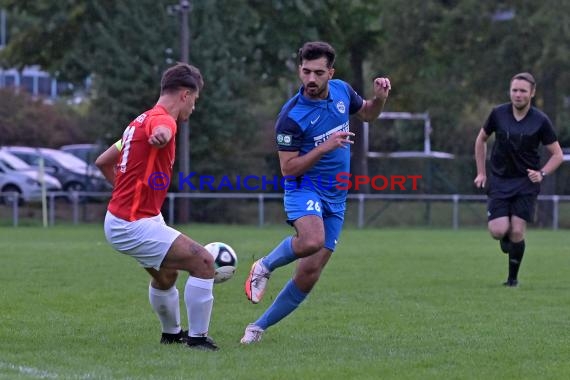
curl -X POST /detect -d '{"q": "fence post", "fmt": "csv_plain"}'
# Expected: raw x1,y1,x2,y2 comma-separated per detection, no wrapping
357,193,365,228
258,194,264,228
168,193,175,226
552,195,559,231
49,193,55,226
72,192,79,225
11,193,18,227
452,194,459,230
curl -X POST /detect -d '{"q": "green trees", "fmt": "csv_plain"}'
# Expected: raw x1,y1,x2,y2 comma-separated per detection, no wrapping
377,0,570,153
0,88,86,147
1,0,568,172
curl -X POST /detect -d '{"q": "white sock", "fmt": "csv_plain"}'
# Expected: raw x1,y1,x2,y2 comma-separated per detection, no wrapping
184,276,214,337
148,285,181,334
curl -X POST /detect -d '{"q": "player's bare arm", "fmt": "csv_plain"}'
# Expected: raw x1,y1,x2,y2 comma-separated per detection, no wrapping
95,144,121,185
356,77,391,122
542,141,564,174
278,131,354,177
526,141,564,183
474,128,489,188
148,125,173,148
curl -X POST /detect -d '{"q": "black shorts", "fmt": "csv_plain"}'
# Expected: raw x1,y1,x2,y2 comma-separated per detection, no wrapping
487,195,537,222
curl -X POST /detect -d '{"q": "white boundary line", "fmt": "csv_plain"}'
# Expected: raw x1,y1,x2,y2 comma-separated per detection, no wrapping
0,361,58,379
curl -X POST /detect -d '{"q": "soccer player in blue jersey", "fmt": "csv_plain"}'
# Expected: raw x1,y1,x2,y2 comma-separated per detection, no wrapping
241,41,391,344
474,72,563,287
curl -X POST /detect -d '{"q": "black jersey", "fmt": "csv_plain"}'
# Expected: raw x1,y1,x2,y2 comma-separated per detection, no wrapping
484,103,557,178
483,103,557,198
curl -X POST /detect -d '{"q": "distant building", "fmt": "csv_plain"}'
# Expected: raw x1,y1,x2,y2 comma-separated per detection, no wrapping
0,9,73,100
0,66,72,99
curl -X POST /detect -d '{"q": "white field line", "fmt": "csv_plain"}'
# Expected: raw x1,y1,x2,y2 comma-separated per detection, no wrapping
0,361,99,379
0,361,59,378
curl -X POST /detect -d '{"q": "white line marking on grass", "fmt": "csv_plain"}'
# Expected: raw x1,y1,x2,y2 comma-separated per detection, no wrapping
0,361,58,379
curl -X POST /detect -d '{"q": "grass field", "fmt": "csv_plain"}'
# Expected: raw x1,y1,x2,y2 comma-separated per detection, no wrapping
1,224,570,379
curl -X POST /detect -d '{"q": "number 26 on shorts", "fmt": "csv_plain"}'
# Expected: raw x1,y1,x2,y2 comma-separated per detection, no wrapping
306,200,321,212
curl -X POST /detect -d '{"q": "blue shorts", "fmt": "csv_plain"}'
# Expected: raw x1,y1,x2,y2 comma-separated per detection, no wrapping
284,188,345,251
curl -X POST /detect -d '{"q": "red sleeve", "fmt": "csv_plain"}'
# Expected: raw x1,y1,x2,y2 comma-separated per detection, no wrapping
148,115,177,136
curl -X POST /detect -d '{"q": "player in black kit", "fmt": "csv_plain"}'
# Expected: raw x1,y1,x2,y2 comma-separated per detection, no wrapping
474,72,563,287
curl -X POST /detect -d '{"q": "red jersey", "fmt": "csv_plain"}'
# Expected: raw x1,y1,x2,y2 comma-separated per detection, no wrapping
108,105,177,221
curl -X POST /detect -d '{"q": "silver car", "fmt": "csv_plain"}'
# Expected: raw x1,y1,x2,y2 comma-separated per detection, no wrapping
3,146,111,193
0,149,62,204
60,143,106,164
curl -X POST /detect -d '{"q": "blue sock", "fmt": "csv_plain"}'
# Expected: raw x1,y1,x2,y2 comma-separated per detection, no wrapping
254,279,307,330
261,236,297,271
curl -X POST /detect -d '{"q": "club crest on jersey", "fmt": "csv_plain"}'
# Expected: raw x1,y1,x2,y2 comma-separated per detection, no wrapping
336,101,346,114
277,134,292,146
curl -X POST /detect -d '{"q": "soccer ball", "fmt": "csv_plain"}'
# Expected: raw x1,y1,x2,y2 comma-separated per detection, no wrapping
204,242,238,284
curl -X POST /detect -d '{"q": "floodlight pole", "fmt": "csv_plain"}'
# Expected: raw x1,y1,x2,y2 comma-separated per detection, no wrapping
178,0,190,224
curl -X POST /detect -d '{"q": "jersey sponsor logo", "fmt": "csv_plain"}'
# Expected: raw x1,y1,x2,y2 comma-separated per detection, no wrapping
277,133,293,146
313,121,349,146
336,101,346,114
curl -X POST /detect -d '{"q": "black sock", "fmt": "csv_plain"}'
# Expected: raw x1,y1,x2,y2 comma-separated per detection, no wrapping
508,240,526,281
500,235,512,253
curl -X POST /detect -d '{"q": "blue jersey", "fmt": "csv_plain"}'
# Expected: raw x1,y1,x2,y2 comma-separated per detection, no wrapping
275,79,364,202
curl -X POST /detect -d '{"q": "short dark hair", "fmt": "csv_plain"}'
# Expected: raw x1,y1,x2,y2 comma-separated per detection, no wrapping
511,72,536,89
297,41,336,68
160,62,204,94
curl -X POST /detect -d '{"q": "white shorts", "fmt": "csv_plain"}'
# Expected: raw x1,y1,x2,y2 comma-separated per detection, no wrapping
104,211,181,270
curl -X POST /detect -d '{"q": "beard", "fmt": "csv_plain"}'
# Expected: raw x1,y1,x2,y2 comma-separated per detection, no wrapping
305,83,327,99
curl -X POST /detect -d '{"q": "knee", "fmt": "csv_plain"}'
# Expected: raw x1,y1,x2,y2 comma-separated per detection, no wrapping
488,226,508,240
189,250,216,278
152,270,178,289
295,236,324,256
509,229,525,242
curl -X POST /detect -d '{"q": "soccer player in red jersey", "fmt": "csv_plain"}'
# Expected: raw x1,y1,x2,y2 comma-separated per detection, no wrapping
102,63,218,351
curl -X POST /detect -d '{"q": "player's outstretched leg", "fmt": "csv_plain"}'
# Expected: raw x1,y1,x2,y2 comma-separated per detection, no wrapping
241,279,308,344
245,237,296,304
240,324,265,344
245,259,271,304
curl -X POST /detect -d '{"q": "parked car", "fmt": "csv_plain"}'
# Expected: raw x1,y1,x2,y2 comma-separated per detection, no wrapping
0,149,62,205
3,146,112,193
60,143,106,165
60,143,108,183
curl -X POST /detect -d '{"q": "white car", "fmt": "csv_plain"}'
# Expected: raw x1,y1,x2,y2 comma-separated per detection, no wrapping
3,146,111,193
0,149,62,204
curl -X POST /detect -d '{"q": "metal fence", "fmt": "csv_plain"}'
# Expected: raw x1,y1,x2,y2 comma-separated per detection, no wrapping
2,191,570,230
